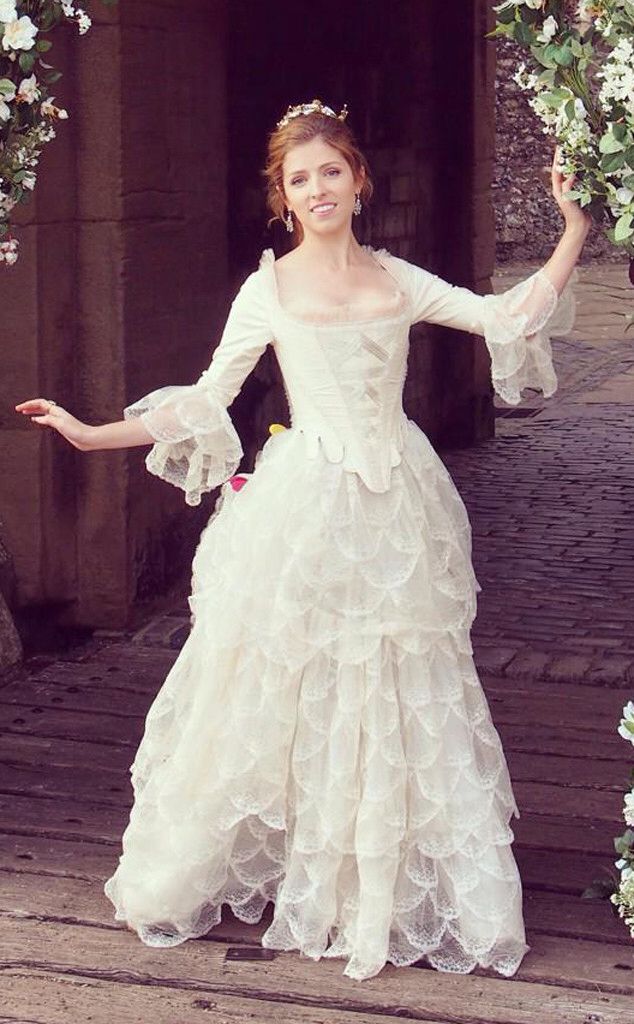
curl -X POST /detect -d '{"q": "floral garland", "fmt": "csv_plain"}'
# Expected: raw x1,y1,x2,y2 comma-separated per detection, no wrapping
490,1,634,280
0,0,117,266
602,703,634,936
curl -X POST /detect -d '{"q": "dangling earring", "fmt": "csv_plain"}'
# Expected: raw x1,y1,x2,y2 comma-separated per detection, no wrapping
285,208,294,232
353,192,362,216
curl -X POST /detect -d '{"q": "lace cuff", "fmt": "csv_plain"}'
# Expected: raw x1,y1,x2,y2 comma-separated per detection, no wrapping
479,267,577,406
124,382,243,507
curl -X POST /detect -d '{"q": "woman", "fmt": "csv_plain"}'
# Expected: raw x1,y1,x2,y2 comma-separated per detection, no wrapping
15,98,589,982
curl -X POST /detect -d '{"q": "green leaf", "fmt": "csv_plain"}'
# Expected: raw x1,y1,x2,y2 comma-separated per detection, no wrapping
40,9,56,31
36,39,53,53
42,70,63,84
622,175,634,190
553,45,574,67
600,133,625,155
615,213,634,242
0,78,15,96
18,52,36,73
613,123,628,143
539,91,565,109
515,21,534,46
531,46,557,70
570,37,584,58
564,98,576,121
614,829,634,852
602,151,626,174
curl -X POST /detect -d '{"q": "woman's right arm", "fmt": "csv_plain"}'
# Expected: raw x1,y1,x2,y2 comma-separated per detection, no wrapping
14,399,155,451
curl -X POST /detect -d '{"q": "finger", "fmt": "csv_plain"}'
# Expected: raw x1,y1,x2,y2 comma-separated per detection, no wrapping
15,399,51,412
15,401,43,411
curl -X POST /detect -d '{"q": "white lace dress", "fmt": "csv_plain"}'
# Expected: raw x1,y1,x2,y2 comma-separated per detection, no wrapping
103,246,576,981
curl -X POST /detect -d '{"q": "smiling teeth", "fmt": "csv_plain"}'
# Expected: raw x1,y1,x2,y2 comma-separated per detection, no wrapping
313,204,335,212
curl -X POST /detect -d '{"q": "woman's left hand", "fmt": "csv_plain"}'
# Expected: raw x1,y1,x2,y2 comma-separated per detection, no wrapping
551,145,592,235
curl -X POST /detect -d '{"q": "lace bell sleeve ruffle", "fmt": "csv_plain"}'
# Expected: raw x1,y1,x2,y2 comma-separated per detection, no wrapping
124,270,272,506
398,256,578,406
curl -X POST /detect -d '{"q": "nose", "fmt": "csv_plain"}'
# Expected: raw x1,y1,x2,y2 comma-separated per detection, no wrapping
309,176,327,199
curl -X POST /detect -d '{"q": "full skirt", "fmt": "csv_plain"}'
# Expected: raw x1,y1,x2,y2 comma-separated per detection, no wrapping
103,419,530,981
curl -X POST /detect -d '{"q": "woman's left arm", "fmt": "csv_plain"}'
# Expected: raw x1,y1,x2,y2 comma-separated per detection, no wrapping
403,148,589,405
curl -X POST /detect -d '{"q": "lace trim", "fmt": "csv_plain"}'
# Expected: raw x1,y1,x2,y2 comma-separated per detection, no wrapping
259,246,410,327
124,383,243,506
480,266,578,405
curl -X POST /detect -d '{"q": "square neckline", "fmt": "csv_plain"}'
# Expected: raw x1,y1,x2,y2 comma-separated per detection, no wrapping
267,245,410,328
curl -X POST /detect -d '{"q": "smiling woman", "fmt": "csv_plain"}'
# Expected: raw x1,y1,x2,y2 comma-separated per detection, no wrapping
16,95,585,985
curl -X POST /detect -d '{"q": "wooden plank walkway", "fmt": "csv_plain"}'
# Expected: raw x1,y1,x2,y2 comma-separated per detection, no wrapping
1,641,633,1024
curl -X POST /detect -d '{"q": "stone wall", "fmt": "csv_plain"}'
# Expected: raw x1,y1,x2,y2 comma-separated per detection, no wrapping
1,0,228,632
494,36,621,265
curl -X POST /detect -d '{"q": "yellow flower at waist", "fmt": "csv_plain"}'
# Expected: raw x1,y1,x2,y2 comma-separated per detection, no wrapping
268,423,287,435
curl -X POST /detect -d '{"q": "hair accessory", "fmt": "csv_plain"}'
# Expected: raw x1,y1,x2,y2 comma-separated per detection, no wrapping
276,98,349,131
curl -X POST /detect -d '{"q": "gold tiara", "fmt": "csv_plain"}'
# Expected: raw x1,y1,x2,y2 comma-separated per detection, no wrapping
276,98,349,130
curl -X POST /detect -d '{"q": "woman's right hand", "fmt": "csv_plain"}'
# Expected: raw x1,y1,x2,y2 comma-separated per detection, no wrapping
15,398,95,451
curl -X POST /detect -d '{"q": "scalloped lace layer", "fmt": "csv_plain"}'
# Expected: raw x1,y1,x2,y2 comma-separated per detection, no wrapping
103,421,529,981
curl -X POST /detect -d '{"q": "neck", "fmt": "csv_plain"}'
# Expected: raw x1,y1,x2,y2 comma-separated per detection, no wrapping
295,229,365,270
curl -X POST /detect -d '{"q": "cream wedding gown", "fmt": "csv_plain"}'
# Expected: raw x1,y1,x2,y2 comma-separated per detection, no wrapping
103,245,576,981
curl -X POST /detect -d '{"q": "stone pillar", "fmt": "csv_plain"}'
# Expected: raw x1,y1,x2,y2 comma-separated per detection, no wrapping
0,0,228,630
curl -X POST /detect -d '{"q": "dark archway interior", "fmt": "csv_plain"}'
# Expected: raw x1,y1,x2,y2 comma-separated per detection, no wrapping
228,0,427,275
225,0,482,459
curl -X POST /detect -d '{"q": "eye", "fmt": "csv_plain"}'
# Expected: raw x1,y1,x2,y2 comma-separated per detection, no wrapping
290,176,305,186
325,167,340,176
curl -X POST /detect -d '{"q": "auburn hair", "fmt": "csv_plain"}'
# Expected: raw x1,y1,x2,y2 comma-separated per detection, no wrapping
261,108,374,244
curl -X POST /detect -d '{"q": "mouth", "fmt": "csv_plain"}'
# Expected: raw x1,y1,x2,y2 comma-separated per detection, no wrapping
311,202,337,214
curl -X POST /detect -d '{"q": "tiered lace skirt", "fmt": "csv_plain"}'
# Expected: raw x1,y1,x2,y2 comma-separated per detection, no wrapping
103,419,530,981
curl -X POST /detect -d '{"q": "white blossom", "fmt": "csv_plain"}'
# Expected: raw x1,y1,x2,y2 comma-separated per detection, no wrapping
16,73,40,104
574,98,587,120
2,15,38,52
0,77,15,121
21,171,36,191
537,15,558,43
0,0,16,24
618,701,634,745
596,39,634,117
624,792,634,827
0,237,19,265
41,97,69,120
493,0,543,8
512,62,542,92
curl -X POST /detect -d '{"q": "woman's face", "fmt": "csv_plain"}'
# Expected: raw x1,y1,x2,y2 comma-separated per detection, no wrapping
281,135,363,238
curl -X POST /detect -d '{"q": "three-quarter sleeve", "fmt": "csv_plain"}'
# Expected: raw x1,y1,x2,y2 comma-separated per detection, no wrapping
399,257,577,406
124,270,272,506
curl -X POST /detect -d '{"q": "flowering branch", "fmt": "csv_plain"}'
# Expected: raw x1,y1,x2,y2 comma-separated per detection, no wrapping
0,0,118,266
489,1,634,267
